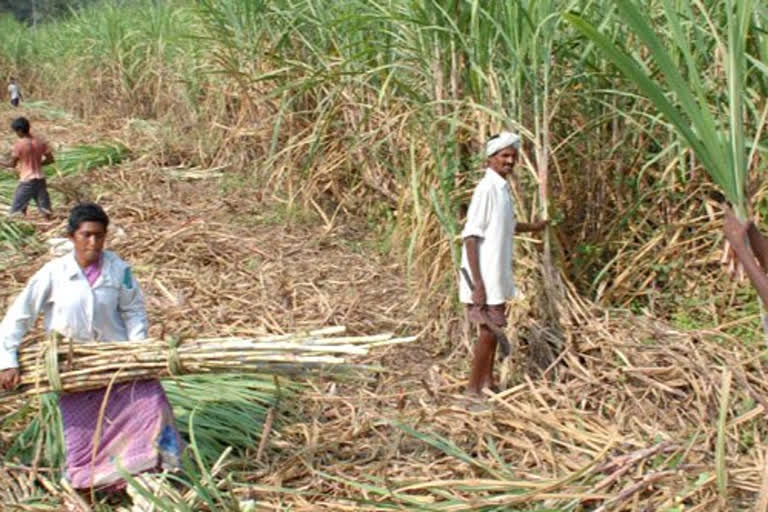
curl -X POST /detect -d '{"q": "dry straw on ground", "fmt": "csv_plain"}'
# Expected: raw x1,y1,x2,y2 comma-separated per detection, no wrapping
248,308,768,511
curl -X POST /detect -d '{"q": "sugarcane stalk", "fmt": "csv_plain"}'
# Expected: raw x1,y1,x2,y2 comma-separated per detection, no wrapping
1,330,417,402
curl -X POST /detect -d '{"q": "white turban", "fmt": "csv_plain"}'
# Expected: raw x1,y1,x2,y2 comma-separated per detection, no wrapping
486,131,521,157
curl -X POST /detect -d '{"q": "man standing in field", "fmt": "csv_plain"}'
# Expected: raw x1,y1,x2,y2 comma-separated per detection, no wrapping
460,131,547,400
8,78,21,107
5,117,55,220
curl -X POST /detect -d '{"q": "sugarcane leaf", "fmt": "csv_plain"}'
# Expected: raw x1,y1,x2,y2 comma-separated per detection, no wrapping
565,13,714,174
566,0,751,212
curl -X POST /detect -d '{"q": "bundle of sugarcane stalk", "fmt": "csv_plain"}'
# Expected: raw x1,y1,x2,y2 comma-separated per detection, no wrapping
0,326,415,402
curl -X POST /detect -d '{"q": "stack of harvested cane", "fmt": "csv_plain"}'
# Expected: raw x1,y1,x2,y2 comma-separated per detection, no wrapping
0,326,415,401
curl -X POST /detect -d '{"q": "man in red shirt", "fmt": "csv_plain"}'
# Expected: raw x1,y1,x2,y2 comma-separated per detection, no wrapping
5,117,55,220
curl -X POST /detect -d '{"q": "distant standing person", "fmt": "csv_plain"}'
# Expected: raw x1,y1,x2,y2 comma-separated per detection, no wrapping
5,117,54,220
8,77,21,107
459,131,547,400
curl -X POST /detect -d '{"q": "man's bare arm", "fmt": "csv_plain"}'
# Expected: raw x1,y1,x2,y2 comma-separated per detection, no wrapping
42,150,54,166
1,153,17,170
464,236,485,305
517,220,548,233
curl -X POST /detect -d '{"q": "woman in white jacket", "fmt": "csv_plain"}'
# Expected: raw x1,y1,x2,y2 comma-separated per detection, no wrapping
0,203,182,494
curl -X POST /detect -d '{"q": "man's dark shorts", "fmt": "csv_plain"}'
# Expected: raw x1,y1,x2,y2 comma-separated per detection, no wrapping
10,97,19,107
467,303,507,327
10,179,51,215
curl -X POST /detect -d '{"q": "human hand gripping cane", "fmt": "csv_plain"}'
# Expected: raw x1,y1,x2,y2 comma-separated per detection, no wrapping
461,268,512,359
0,367,20,391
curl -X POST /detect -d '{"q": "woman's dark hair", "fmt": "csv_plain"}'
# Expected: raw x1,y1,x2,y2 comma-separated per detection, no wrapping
67,203,109,235
11,117,29,135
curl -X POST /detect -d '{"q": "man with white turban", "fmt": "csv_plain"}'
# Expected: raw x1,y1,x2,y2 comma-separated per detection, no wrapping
459,131,547,400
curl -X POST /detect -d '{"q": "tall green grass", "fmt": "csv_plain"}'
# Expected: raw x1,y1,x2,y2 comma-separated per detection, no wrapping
0,0,202,118
194,0,610,285
568,0,760,219
2,0,767,313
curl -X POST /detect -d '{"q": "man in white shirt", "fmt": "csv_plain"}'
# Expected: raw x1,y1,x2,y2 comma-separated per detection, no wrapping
8,77,21,107
460,131,547,398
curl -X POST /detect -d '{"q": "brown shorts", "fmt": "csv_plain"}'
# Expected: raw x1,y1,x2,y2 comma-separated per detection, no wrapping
466,303,507,327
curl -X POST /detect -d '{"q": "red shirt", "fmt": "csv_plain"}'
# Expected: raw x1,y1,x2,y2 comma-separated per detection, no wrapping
12,135,49,182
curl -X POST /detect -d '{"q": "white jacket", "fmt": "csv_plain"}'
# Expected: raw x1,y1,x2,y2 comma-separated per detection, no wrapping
0,250,148,369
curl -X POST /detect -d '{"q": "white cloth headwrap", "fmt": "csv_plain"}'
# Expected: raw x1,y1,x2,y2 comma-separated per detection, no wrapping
486,131,521,157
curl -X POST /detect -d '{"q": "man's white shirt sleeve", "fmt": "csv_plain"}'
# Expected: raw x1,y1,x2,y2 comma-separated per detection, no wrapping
460,181,493,240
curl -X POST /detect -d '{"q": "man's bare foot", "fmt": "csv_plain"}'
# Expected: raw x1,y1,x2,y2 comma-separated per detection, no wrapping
464,389,482,399
462,390,491,412
467,399,491,413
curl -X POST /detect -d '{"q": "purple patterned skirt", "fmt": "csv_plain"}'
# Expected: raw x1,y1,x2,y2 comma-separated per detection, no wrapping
59,379,183,490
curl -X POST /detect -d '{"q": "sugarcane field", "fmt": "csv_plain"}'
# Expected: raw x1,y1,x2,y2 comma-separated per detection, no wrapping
2,0,768,511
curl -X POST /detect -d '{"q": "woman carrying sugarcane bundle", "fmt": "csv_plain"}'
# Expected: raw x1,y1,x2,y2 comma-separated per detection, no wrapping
0,203,183,495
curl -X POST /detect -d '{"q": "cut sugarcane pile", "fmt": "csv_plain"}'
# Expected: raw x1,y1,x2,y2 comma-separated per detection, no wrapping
1,326,415,401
